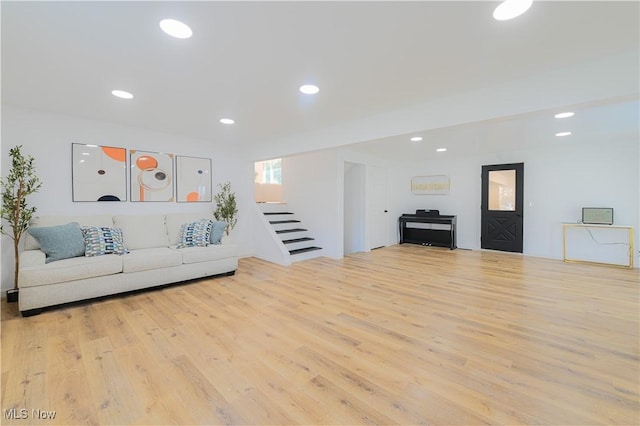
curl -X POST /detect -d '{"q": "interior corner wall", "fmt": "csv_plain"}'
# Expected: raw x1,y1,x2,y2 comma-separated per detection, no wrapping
389,136,639,263
281,150,341,259
0,105,255,292
343,162,366,254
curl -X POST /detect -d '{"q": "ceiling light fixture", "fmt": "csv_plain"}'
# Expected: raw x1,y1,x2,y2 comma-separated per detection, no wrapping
493,0,533,21
299,84,319,95
554,112,575,119
436,148,447,152
220,118,235,125
410,136,423,142
112,90,133,99
555,132,572,137
159,19,193,39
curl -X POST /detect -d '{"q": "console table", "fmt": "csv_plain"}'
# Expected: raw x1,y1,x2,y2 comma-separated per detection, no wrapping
562,223,634,268
399,210,457,250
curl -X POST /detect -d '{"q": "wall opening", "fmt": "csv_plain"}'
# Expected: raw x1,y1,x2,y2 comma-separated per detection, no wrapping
344,161,366,254
255,158,282,203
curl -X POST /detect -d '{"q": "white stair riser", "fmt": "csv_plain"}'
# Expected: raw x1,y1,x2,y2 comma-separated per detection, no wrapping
284,240,316,251
265,214,297,222
258,203,289,213
270,222,303,232
277,231,309,241
290,249,323,262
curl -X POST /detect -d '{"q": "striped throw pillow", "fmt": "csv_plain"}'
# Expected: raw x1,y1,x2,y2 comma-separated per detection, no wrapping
81,226,128,257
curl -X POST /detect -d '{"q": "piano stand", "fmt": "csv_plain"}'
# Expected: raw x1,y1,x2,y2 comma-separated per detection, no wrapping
399,211,457,250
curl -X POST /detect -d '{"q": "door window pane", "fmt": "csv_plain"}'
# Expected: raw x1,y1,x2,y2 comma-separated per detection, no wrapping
488,170,515,211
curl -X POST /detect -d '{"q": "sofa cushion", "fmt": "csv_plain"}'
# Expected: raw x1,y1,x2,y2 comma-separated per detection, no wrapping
19,250,46,268
81,226,128,256
122,247,182,273
27,222,86,263
26,215,114,250
19,254,123,288
166,213,214,245
176,219,213,248
178,244,238,264
113,214,169,250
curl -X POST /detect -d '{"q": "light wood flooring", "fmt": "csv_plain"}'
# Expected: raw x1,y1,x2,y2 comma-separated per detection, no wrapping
1,245,639,425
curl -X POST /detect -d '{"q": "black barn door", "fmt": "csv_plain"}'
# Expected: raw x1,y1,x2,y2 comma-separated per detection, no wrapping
481,163,524,253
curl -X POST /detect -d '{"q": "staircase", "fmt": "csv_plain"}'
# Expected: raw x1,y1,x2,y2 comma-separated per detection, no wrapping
259,203,322,261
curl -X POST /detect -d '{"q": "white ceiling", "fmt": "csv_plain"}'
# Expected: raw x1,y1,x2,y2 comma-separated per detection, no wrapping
349,95,640,162
2,1,639,161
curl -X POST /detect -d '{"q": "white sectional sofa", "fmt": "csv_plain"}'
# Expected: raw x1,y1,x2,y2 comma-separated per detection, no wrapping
18,213,238,316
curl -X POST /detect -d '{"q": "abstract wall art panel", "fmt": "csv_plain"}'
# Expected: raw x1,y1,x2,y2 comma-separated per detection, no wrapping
130,150,174,202
72,143,127,202
176,156,212,202
411,175,450,195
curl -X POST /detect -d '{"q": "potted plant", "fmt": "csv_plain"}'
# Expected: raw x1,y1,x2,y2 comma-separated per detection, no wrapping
213,181,238,236
1,145,42,302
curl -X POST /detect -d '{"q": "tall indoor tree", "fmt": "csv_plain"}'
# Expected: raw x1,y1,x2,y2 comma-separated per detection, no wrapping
213,181,238,235
1,145,42,299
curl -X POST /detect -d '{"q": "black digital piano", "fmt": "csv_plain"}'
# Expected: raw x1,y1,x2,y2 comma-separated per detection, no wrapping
398,210,457,250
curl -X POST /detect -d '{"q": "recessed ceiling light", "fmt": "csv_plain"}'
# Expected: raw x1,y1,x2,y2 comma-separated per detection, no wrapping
493,0,533,21
554,112,575,119
159,19,193,39
556,132,572,137
436,148,447,152
112,90,133,99
299,84,319,95
410,136,423,142
220,118,235,125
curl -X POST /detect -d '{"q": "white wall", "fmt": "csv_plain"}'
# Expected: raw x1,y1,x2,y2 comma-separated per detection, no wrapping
343,162,366,254
1,105,255,291
254,183,282,203
389,136,639,262
277,132,638,267
281,150,341,259
389,157,482,250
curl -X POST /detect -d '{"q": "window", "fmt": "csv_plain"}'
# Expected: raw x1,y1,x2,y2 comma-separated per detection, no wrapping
255,158,281,184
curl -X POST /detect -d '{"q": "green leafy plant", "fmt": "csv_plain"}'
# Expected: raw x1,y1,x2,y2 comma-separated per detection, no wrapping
1,145,42,291
213,181,238,236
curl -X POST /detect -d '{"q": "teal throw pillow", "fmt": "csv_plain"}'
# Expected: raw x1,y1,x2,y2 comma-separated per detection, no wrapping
28,222,86,263
210,221,227,244
81,226,128,257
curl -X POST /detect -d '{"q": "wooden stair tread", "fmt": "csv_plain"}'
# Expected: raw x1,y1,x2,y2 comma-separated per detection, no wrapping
289,246,322,255
269,220,301,224
263,212,294,215
282,237,315,244
276,228,307,234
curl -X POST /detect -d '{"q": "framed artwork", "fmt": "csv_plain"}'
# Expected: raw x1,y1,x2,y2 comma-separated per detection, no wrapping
72,143,127,201
130,150,174,202
411,175,450,195
176,156,212,202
